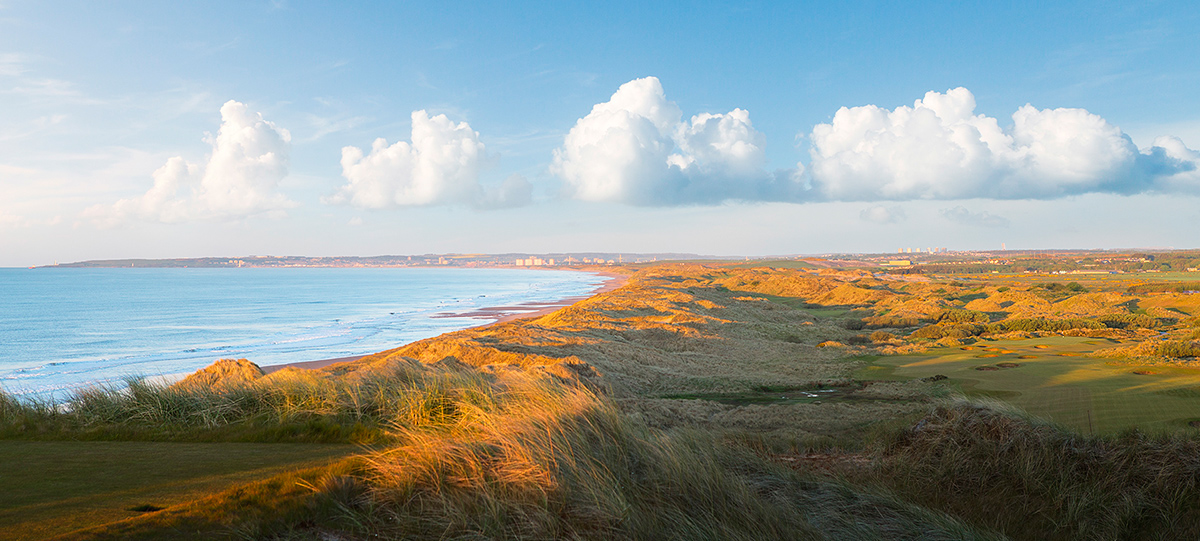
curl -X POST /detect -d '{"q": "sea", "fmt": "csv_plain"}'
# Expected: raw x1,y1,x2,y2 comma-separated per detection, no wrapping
0,267,606,400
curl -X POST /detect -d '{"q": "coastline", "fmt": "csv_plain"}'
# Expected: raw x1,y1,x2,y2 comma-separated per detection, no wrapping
259,269,626,375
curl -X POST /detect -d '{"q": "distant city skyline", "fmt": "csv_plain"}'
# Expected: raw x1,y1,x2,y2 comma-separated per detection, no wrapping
2,1,1199,266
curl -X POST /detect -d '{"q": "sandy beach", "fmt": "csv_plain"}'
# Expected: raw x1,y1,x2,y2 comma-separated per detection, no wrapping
260,269,626,375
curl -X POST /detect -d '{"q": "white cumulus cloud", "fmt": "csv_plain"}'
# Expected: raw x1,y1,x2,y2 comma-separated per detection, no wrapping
1146,135,1200,192
85,100,293,225
328,110,526,209
552,77,802,206
807,87,1199,201
331,111,484,207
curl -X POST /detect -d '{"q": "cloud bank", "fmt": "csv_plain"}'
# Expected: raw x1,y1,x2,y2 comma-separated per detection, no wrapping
807,87,1200,201
859,205,906,224
940,205,1010,228
551,77,802,206
86,100,293,225
328,111,530,209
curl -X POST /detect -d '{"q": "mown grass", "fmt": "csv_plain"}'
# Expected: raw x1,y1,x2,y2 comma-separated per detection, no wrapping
857,337,1200,434
0,440,353,541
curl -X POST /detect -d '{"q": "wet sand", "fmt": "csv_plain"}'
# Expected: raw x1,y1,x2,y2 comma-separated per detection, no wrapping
259,270,626,375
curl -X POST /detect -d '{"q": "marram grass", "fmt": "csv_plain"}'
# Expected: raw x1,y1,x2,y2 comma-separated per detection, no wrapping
0,360,496,443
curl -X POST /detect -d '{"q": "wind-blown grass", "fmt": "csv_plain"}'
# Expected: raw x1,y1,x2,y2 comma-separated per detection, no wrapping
870,400,1200,540
20,364,1001,540
316,374,1000,541
0,359,494,443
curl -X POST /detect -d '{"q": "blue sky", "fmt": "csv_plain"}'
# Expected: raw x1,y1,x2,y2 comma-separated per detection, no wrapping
2,1,1199,266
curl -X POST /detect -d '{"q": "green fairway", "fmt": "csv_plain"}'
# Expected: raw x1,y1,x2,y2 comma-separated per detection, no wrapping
0,441,355,541
857,337,1200,434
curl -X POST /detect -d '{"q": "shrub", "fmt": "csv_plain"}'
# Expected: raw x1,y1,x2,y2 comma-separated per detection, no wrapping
989,318,1105,333
910,324,984,340
863,315,929,328
1038,282,1086,293
1156,340,1200,358
1097,313,1162,330
936,309,990,324
1128,282,1200,294
910,326,947,340
841,319,866,330
869,331,896,342
846,334,872,345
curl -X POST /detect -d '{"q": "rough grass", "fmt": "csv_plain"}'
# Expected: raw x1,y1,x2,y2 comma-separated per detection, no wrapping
871,400,1200,540
294,374,1000,540
0,358,489,443
38,370,1000,540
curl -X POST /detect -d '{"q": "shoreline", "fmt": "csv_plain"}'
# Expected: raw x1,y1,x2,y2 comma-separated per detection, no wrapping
260,270,626,375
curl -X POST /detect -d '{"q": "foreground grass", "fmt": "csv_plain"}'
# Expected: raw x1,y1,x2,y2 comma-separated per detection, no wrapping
0,441,353,541
867,400,1200,540
59,369,1200,540
51,373,998,541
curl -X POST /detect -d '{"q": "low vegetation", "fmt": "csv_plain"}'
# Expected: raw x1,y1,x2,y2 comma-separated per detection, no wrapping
870,401,1200,540
7,262,1200,539
0,357,494,444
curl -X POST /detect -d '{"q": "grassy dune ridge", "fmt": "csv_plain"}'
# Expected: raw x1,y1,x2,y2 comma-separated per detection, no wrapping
5,263,1200,539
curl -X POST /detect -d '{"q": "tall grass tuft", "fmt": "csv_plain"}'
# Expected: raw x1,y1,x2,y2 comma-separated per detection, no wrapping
328,374,1000,540
0,362,496,443
875,400,1200,540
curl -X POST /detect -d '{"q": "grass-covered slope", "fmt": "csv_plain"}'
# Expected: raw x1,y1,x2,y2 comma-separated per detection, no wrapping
6,263,1200,539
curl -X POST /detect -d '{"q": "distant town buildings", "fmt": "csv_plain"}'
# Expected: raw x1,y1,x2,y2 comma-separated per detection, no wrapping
514,258,557,266
897,247,948,254
514,257,620,266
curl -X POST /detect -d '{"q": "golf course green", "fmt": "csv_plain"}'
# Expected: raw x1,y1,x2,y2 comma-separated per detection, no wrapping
858,336,1200,434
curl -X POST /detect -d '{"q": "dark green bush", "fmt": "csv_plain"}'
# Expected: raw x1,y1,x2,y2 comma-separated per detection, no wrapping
910,324,986,340
1097,313,1162,330
989,318,1105,333
869,331,896,342
936,309,990,324
1156,340,1200,358
1127,282,1200,294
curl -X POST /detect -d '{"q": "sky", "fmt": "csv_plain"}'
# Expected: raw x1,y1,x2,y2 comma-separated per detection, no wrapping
2,1,1199,266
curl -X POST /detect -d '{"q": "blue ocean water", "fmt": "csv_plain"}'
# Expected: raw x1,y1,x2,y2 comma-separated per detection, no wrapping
0,267,605,399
